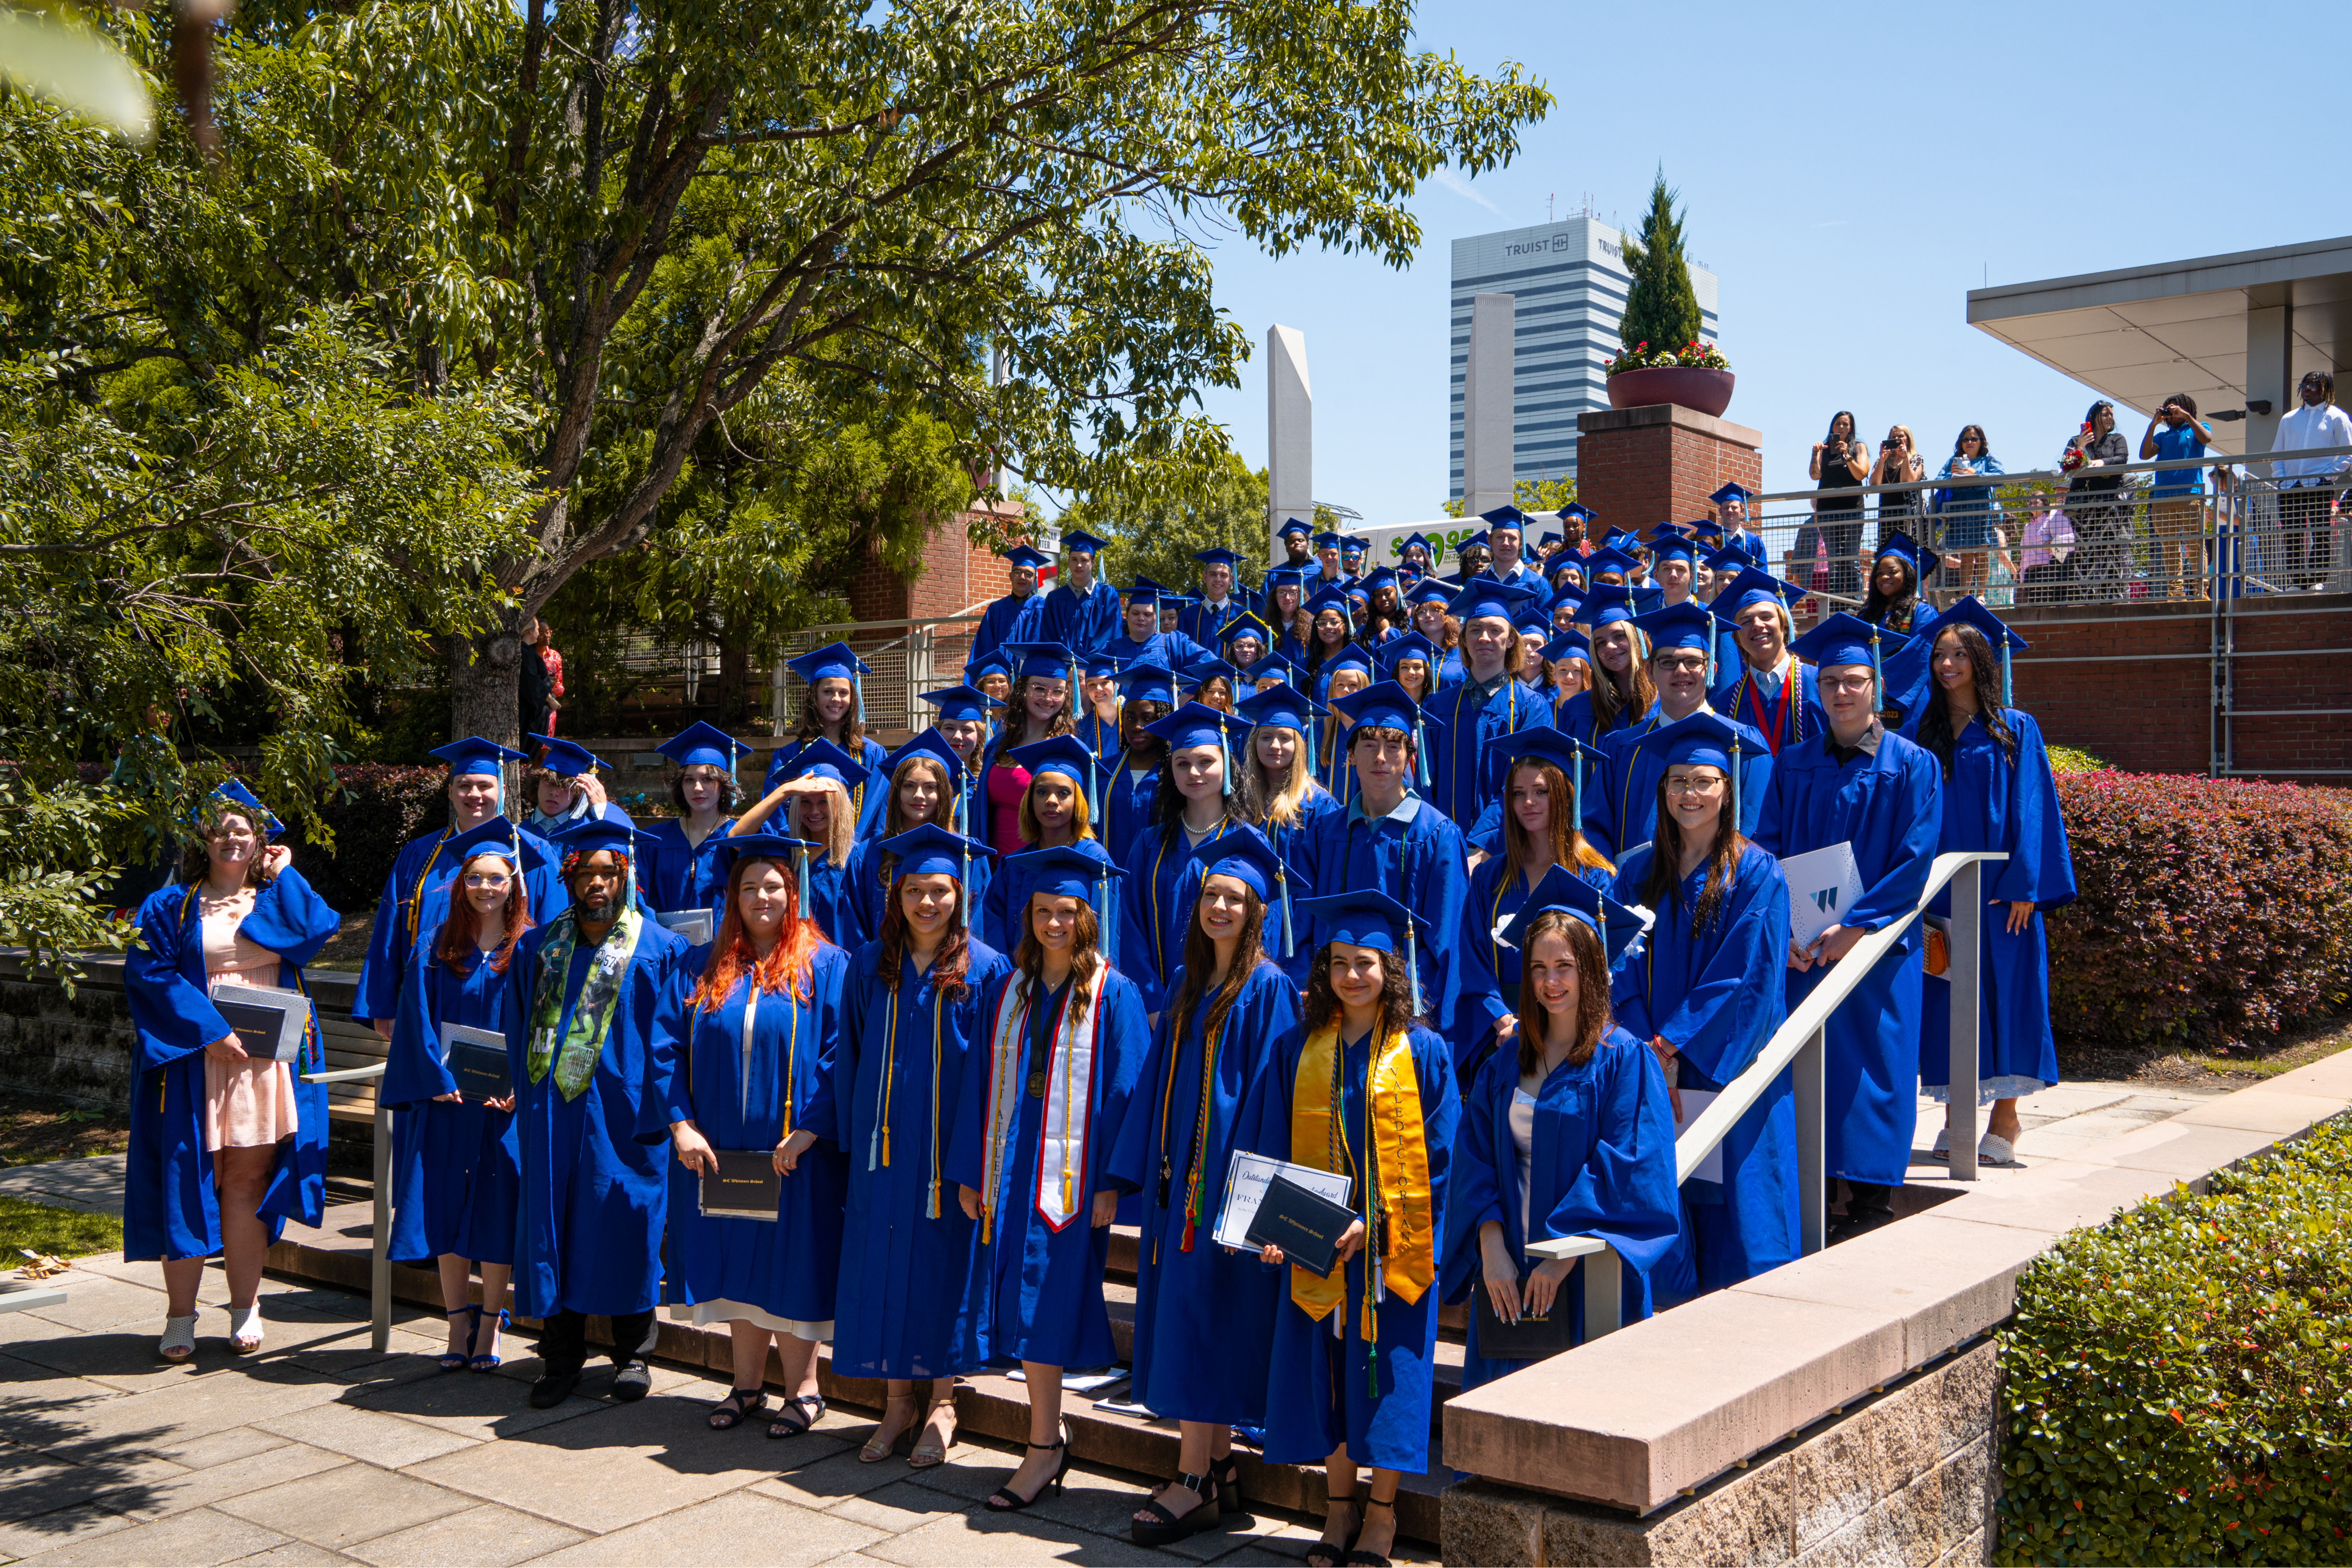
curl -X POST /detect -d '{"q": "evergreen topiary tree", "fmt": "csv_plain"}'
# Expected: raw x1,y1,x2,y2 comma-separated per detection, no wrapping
1616,169,1705,360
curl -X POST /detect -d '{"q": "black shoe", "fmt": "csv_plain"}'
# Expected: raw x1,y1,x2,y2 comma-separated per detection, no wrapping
1216,1453,1248,1521
530,1369,581,1408
610,1360,652,1402
1131,1472,1223,1547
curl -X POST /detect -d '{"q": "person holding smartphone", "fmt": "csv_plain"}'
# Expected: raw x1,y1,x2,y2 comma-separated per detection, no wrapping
2061,402,2130,599
1870,426,1925,532
2139,394,2215,600
1801,412,1870,599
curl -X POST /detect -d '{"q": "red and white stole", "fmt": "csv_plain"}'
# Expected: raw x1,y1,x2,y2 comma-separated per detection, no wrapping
980,965,1111,1237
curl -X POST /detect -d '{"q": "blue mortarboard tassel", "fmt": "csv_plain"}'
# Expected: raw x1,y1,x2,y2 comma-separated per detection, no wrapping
1101,868,1117,970
1219,719,1233,798
1870,627,1883,705
959,844,972,923
2001,644,2012,708
1414,715,1431,789
796,844,812,913
1084,754,1099,824
1405,923,1425,1018
1731,736,1743,826
1278,866,1294,960
1572,751,1585,827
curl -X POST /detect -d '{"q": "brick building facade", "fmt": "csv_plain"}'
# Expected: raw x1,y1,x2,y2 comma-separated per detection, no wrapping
1574,404,1763,530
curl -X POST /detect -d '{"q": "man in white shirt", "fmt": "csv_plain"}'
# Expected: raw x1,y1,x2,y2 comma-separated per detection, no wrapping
1482,506,1534,584
2275,370,2351,591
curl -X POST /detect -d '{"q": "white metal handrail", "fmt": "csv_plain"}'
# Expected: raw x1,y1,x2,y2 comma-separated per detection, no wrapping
300,1061,393,1353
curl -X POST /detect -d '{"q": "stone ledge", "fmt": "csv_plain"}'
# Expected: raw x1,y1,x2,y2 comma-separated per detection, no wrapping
1576,403,1762,448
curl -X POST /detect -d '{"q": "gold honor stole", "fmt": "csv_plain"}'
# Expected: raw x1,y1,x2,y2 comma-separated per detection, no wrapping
1288,1026,1435,1329
979,966,1111,1240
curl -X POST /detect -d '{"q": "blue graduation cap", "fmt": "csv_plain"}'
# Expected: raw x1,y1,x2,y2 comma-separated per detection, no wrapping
1004,640,1082,685
443,813,546,875
1235,681,1324,735
876,823,995,882
430,736,528,778
1002,544,1052,571
1303,582,1354,621
547,814,663,910
1081,650,1124,682
1002,843,1127,967
1937,596,2030,705
1378,630,1441,677
712,828,826,915
658,720,753,774
191,779,285,837
1647,709,1753,822
1399,531,1435,559
1635,601,1723,682
1548,556,1589,588
1010,734,1104,822
1791,613,1914,701
1701,544,1755,576
1557,502,1598,527
1512,603,1555,638
1241,651,1299,687
1598,528,1644,552
1115,658,1182,710
1264,564,1308,593
1320,643,1374,681
1647,530,1697,566
1330,679,1441,789
1709,482,1756,510
1179,655,1241,700
1358,566,1401,597
1707,567,1805,627
777,735,870,793
1216,611,1276,653
1445,576,1540,625
1632,584,1665,617
1190,823,1298,957
1277,517,1314,541
1192,546,1245,570
1485,722,1608,830
1125,578,1168,608
524,733,611,778
1312,531,1344,552
1874,528,1943,579
1340,535,1367,558
1294,887,1431,1014
1405,578,1456,612
1583,546,1642,582
786,641,872,689
919,684,1004,725
1540,628,1592,664
1479,505,1531,532
1535,531,1563,552
1455,528,1492,555
1496,864,1648,970
881,729,970,793
1142,701,1251,797
1058,528,1111,557
1580,584,1639,630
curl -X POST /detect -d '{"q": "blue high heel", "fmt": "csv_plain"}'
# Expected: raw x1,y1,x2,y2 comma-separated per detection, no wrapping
469,1308,510,1372
441,1304,481,1372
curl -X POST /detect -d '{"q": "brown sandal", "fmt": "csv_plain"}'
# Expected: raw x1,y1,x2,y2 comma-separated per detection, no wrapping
859,1394,916,1463
908,1396,957,1469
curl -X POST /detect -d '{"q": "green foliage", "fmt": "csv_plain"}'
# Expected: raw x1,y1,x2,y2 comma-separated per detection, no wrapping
1995,1117,2352,1564
1060,449,1271,596
278,765,452,916
2047,745,2109,775
1615,169,1704,361
0,770,139,990
1443,474,1577,519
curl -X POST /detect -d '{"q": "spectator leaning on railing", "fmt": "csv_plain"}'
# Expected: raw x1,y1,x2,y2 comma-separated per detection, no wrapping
1802,411,1870,599
1931,425,2004,595
2274,369,2350,591
2060,401,2131,597
2140,394,2214,601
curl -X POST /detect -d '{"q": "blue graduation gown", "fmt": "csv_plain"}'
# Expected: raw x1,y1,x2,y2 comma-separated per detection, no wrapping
1098,750,1162,869
1299,797,1470,1036
1312,726,1357,806
1439,1027,1681,1392
382,943,524,1265
1754,730,1943,1187
1591,711,1773,860
804,854,860,951
969,591,1049,663
1180,599,1247,649
1709,662,1828,759
1107,962,1298,1424
1105,631,1207,680
640,817,736,918
1870,604,1942,728
1238,1023,1458,1475
1555,690,1647,749
354,823,566,1026
1073,710,1122,758
508,917,688,1319
1043,580,1126,654
1427,677,1549,828
982,836,1110,957
1611,843,1799,1291
843,838,993,958
1450,857,1615,1080
1913,711,2076,1098
832,942,1013,1379
121,872,342,1262
641,945,850,1328
1119,817,1241,1019
944,966,1150,1369
765,736,890,823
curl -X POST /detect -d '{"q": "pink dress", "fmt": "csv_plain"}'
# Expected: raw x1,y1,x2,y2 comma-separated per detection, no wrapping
987,759,1033,858
202,888,300,1152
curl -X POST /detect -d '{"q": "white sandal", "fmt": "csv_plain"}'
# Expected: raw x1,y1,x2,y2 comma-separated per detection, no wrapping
1978,1134,2017,1167
159,1314,199,1362
228,1303,265,1354
1931,1126,1951,1158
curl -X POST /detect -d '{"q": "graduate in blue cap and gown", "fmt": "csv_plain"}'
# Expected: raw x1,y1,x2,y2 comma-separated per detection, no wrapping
1073,649,1126,757
354,738,566,1037
966,647,1016,742
1108,828,1302,1544
969,545,1054,663
1454,728,1616,1082
736,738,869,949
1310,643,1373,798
980,735,1114,955
1237,682,1340,979
1377,629,1443,710
1609,711,1799,1293
1040,529,1124,654
1443,868,1680,1392
522,733,636,839
832,825,1010,1464
1707,568,1828,758
1480,506,1540,589
1298,583,1358,699
1181,547,1251,647
644,831,851,1439
1905,601,2076,1167
1710,483,1768,569
845,731,988,939
1396,531,1436,583
1263,566,1313,667
1754,614,1942,1242
946,846,1152,1512
1859,531,1945,727
911,680,1003,837
1555,586,1647,744
1107,581,1209,673
1097,659,1176,867
1308,530,1348,594
1117,702,1254,1021
643,722,754,924
1214,609,1276,680
1590,602,1772,860
1403,579,1466,690
1424,576,1548,828
124,781,342,1362
510,814,689,1407
1299,683,1469,1041
383,817,539,1371
1235,889,1459,1563
978,642,1083,856
765,642,889,805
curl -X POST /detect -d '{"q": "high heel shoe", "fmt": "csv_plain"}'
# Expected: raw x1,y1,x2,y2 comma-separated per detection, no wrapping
440,1304,480,1372
1130,1469,1223,1546
985,1420,1071,1512
1306,1492,1362,1568
1215,1452,1247,1520
468,1308,509,1372
859,1393,917,1463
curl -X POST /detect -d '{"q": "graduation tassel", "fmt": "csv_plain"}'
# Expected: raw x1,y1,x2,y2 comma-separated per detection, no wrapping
1279,869,1294,960
1405,927,1425,1018
2001,644,2012,709
1101,868,1117,972
1870,628,1883,712
1219,723,1233,798
1731,737,1743,827
1572,752,1585,830
796,844,812,914
1414,718,1431,790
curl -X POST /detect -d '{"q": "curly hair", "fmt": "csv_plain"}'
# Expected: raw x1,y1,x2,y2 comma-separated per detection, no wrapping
179,803,276,889
876,871,972,1002
690,854,831,1013
1301,940,1414,1037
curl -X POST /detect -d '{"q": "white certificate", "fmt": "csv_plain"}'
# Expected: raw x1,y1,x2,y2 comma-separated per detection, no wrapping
656,908,714,945
1673,1088,1725,1184
1212,1151,1353,1252
1779,841,1864,950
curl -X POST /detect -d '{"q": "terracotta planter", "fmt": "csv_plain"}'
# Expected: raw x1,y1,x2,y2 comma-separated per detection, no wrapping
1607,365,1735,417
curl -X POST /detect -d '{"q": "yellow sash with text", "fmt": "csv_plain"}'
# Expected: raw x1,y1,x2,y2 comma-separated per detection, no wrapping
1287,1025,1435,1324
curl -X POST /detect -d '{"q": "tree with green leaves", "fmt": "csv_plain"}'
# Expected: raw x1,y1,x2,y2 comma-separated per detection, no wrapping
1444,473,1577,518
1617,169,1704,357
1058,449,1269,593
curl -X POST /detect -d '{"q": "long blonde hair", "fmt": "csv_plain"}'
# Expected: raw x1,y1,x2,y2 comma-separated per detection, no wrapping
785,779,854,868
1250,724,1315,830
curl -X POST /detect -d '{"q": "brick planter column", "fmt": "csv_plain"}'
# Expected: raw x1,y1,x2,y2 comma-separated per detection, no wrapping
1575,404,1762,529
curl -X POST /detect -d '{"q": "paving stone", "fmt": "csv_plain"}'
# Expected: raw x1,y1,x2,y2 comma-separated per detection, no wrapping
49,1254,167,1291
0,1449,186,1526
2,1323,260,1397
14,1275,172,1335
215,1464,476,1550
142,1425,291,1472
342,1502,587,1568
253,1402,478,1469
828,1479,972,1535
522,1490,887,1567
9,1505,290,1567
40,1360,348,1458
861,1509,1189,1566
222,1544,361,1566
346,1365,607,1443
0,1504,134,1565
87,1442,350,1522
750,1449,933,1511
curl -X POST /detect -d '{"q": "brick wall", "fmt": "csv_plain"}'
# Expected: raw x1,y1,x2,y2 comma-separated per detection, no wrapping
1576,403,1764,530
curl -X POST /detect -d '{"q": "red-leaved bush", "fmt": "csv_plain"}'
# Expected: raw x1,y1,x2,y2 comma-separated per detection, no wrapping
278,765,449,914
2046,772,2352,1049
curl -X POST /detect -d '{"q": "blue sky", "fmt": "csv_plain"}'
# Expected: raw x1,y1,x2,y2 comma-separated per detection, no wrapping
1091,1,2350,526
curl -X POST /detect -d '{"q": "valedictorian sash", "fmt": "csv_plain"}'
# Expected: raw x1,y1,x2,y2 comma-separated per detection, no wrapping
979,966,1111,1239
1288,1026,1435,1333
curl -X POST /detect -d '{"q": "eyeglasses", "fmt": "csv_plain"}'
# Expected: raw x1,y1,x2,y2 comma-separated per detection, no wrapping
1663,775,1725,795
1821,674,1876,695
1654,656,1708,675
461,873,513,889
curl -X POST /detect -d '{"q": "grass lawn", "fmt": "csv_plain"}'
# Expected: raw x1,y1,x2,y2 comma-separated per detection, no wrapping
0,1195,123,1260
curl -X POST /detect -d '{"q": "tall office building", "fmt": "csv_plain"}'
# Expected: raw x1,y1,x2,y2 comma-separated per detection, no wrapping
1448,217,1721,498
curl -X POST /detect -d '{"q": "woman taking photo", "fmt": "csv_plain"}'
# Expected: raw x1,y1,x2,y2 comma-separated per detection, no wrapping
1609,712,1798,1291
1237,890,1459,1568
767,643,888,815
1909,604,2076,1167
1556,595,1654,746
1110,831,1301,1544
124,783,340,1360
1869,424,1925,529
2062,400,2131,596
1931,425,2005,595
1119,704,1258,1021
844,739,981,944
1801,410,1870,599
385,819,537,1372
643,723,753,923
980,644,1078,857
948,849,1151,1511
654,832,851,1441
833,825,1010,1466
981,735,1110,955
1442,870,1679,1392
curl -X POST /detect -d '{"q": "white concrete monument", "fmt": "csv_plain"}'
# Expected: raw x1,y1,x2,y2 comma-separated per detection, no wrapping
1267,324,1312,561
1461,292,1516,518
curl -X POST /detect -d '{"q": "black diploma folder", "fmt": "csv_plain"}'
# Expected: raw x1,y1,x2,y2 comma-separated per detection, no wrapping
208,982,308,1063
439,1025,512,1101
1245,1172,1356,1277
699,1152,781,1220
1474,1267,1579,1360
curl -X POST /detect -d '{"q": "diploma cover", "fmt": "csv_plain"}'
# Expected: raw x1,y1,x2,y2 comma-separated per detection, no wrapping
1244,1171,1356,1277
1474,1267,1578,1360
698,1151,781,1220
207,981,309,1063
439,1024,512,1101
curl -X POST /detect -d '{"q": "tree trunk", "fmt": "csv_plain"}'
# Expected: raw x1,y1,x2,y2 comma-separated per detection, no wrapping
448,630,525,749
717,623,749,728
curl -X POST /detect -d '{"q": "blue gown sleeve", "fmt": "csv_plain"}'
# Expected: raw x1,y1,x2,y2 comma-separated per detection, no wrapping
1655,858,1788,1085
122,890,230,1068
1438,1056,1507,1303
1737,743,1774,840
1751,755,1793,859
241,869,341,965
795,948,851,1145
1995,713,2078,910
1586,732,1627,860
1412,1025,1461,1244
352,846,415,1025
1846,747,1944,932
1542,1041,1685,1287
1419,817,1471,1033
943,972,1002,1194
1453,862,1509,1038
1605,856,1660,1043
1103,994,1174,1195
1092,974,1152,1190
1117,830,1167,1018
382,948,457,1108
980,870,1011,956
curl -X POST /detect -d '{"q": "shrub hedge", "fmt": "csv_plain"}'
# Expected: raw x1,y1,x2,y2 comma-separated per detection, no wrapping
280,764,448,914
2046,744,2109,775
1995,1115,2352,1564
2045,773,2352,1050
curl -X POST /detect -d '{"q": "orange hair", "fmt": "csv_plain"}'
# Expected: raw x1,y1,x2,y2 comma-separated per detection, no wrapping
689,854,828,1012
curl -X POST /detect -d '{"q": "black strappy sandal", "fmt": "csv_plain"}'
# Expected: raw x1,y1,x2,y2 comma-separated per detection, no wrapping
1306,1493,1362,1568
1215,1452,1247,1520
985,1421,1071,1512
1130,1470,1222,1546
1344,1496,1399,1567
766,1392,825,1439
706,1387,768,1430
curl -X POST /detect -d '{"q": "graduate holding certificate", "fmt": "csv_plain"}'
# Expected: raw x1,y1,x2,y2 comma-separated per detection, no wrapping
947,848,1150,1513
1442,869,1679,1392
1610,711,1800,1292
1107,828,1301,1545
1235,889,1459,1568
383,821,538,1372
123,783,341,1362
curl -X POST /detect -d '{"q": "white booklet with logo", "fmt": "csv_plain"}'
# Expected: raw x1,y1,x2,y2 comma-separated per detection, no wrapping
1212,1151,1353,1252
1778,842,1864,950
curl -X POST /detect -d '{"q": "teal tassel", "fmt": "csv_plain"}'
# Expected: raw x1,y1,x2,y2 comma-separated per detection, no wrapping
1414,718,1430,789
797,846,812,912
2002,645,2012,708
1731,739,1743,827
1405,927,1424,1018
1279,871,1294,959
1220,726,1233,798
1870,629,1882,708
1572,753,1584,829
1101,871,1117,970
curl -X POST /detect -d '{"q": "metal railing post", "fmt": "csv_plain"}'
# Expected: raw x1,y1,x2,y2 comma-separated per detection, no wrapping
1796,1024,1826,1255
371,1098,393,1351
1946,860,1982,1183
1581,1247,1622,1339
769,657,787,738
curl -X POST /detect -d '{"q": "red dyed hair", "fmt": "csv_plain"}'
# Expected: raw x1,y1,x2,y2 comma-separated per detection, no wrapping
433,851,532,974
690,854,828,1012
